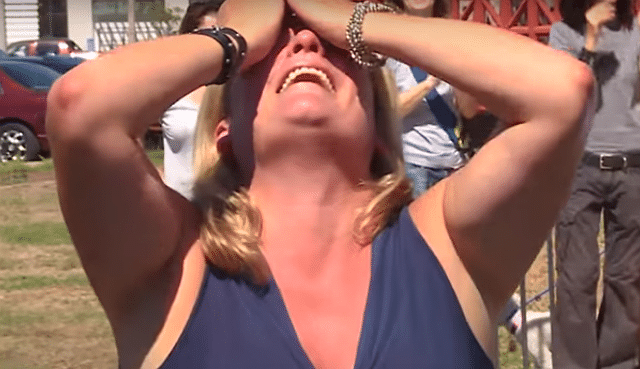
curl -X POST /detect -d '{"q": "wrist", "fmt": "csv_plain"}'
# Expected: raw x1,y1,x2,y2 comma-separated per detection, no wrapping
584,23,600,50
578,47,598,67
345,1,400,68
191,27,246,85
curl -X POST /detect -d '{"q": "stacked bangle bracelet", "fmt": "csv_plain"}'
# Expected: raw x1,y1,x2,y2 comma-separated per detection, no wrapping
345,1,399,68
191,26,247,85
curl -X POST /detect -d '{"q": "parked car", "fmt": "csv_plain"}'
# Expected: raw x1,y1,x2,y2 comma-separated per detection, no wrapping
6,38,98,60
0,60,61,161
0,49,84,74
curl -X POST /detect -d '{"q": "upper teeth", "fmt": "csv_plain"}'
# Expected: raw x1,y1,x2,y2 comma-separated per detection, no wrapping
279,67,335,93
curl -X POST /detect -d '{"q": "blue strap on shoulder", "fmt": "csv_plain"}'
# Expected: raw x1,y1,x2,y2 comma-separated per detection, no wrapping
410,66,459,148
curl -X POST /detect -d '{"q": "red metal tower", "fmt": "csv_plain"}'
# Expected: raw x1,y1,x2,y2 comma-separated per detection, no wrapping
450,0,640,41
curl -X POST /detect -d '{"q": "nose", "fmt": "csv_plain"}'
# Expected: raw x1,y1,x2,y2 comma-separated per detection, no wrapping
288,29,324,55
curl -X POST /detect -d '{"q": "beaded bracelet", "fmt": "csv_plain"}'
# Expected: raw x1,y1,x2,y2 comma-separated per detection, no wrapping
191,27,247,85
345,1,399,68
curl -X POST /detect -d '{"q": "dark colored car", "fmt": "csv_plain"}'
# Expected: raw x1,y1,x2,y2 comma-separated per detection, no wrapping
0,60,61,161
0,49,84,74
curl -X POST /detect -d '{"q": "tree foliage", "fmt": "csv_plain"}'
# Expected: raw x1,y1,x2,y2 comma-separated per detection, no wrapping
146,1,184,35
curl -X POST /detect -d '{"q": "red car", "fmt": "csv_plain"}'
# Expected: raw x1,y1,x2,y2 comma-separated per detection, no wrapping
0,60,61,161
6,38,98,60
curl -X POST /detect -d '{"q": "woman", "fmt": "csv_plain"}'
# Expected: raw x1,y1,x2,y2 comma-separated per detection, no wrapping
45,0,593,368
386,0,465,197
548,0,640,367
161,0,224,200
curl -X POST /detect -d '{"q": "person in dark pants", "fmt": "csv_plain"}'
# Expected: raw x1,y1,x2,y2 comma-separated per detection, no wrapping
549,0,640,367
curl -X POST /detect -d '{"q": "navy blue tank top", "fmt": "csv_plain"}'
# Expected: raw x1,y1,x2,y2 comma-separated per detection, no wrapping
160,208,493,368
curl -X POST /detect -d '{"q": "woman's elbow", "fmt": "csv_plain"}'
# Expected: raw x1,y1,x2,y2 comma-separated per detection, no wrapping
45,66,97,145
557,61,595,130
572,62,595,105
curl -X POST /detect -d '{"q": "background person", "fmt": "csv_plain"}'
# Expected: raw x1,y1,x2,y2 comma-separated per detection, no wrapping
548,0,640,367
386,0,465,198
161,0,225,200
45,0,593,367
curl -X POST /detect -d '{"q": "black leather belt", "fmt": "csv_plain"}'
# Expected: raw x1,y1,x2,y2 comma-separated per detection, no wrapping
582,151,640,170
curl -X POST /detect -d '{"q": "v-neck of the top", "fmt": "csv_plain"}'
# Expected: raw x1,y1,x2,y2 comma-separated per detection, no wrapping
160,208,495,368
264,239,380,369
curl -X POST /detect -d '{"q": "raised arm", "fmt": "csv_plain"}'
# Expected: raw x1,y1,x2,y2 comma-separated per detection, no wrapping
45,0,284,318
288,0,594,316
397,75,439,119
583,0,617,50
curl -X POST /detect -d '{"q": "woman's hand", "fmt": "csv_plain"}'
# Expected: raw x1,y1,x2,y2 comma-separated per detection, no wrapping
585,0,616,47
216,0,286,69
286,0,357,49
585,0,616,29
398,75,440,119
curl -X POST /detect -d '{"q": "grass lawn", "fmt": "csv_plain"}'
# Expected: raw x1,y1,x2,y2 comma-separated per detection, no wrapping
0,152,552,368
0,170,116,368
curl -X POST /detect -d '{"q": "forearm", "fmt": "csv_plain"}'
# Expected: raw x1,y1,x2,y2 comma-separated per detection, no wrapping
398,77,438,118
584,25,599,51
47,34,224,141
368,13,594,306
364,14,592,126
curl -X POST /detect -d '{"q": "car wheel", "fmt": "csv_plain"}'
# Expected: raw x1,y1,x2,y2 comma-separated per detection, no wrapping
0,122,40,162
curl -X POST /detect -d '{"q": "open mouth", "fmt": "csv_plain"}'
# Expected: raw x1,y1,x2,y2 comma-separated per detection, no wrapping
278,67,335,93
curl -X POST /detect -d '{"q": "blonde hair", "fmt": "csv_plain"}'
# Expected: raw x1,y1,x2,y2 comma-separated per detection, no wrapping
193,67,412,283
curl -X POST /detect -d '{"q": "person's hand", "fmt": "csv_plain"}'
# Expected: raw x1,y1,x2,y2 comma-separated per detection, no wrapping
216,0,286,70
422,74,439,89
585,0,616,32
286,0,357,49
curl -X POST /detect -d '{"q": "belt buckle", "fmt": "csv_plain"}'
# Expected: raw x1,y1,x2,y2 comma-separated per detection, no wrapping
599,153,627,170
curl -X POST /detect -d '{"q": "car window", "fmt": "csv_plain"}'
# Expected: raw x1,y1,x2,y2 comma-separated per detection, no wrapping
66,40,83,52
7,44,28,57
0,62,61,90
36,43,59,56
5,44,18,54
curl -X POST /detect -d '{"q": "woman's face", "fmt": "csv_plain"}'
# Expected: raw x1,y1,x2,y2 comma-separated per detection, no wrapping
224,19,377,181
402,0,435,16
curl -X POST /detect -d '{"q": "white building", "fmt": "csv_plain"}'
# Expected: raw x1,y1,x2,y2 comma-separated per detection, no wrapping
2,0,191,52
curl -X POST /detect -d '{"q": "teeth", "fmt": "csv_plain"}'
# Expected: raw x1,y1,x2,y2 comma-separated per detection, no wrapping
279,67,335,93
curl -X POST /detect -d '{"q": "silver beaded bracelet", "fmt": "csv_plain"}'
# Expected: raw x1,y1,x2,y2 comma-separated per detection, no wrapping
345,1,398,68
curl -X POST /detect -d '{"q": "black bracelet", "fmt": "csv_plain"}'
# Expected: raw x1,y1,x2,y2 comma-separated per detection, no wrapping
191,27,246,85
219,28,247,64
578,47,597,68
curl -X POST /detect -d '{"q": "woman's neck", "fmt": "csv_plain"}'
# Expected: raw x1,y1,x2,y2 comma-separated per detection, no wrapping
407,6,433,18
248,163,374,279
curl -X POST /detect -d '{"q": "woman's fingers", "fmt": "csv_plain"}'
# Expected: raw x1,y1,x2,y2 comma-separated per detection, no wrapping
217,0,286,69
585,1,616,29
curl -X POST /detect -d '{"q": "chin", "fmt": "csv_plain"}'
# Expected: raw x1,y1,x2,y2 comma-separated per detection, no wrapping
281,100,335,126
